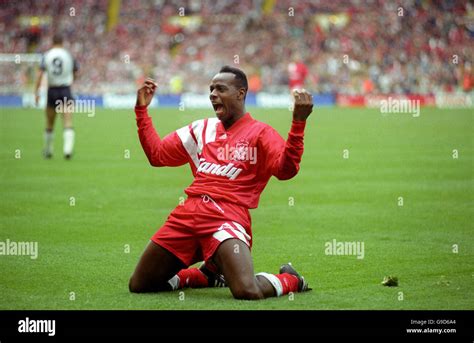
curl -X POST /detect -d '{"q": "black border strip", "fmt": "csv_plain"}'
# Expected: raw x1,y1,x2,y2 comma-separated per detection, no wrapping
0,310,472,339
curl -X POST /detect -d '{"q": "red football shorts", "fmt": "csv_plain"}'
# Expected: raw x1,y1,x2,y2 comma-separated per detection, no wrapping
151,195,252,266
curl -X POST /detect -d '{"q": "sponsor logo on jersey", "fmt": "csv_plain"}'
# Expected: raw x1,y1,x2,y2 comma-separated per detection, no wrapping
197,158,242,180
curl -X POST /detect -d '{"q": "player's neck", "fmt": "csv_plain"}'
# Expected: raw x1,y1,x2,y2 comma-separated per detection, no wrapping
222,110,245,130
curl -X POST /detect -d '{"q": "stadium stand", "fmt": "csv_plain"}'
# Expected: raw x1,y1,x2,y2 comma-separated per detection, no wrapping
0,0,472,96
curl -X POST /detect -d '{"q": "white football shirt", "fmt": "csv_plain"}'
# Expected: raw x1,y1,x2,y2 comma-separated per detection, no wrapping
40,47,78,87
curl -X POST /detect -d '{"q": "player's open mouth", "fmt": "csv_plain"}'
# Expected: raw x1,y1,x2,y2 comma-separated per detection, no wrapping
213,103,225,115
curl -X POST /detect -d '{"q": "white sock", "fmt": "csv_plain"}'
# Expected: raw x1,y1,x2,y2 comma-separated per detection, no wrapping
168,275,180,291
63,128,75,156
44,130,53,154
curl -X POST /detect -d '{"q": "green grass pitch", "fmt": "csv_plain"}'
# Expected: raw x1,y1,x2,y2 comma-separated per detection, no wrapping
0,106,472,310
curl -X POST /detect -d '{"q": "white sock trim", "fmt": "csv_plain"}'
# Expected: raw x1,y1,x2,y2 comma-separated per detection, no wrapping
168,275,180,291
44,131,54,153
256,272,283,297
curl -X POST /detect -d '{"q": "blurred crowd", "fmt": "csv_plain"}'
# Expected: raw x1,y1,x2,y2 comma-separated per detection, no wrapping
0,0,472,95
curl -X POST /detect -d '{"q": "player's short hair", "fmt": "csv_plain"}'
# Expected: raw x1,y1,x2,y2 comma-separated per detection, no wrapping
52,34,64,45
219,65,248,99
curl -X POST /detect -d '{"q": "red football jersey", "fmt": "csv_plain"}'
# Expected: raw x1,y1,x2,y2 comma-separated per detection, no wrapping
135,106,306,209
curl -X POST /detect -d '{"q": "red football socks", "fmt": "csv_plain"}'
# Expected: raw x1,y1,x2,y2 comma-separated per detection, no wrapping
275,273,299,294
177,268,209,288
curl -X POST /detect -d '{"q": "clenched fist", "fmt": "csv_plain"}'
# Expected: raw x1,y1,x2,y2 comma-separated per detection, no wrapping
136,78,158,107
292,89,313,122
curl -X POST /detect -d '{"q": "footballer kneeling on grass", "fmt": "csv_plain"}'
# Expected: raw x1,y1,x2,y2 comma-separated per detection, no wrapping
129,66,313,300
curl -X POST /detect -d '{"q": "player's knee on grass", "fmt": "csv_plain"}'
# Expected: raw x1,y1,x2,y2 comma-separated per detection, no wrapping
128,269,177,293
231,288,264,300
228,278,264,300
128,276,145,293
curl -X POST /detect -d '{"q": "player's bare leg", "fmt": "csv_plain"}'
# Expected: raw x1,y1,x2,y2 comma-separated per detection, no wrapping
129,240,186,293
213,239,310,300
212,239,275,300
43,106,56,158
62,111,74,159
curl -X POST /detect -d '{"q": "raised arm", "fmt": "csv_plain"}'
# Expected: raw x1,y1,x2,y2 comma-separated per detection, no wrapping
260,89,313,180
135,79,189,167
